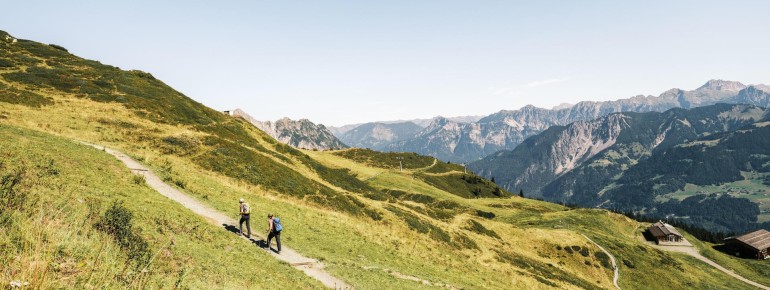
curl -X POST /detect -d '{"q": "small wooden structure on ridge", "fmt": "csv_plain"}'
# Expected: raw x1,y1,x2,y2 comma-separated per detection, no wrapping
647,221,683,244
724,229,770,260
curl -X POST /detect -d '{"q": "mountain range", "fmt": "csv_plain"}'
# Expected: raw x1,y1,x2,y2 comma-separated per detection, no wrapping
232,109,347,150
470,102,770,233
335,79,768,163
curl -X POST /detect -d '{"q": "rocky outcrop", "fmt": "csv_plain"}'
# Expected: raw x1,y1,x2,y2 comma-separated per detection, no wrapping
233,109,347,150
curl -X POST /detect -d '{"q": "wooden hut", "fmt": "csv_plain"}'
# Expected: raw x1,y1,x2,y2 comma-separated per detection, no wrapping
647,221,683,244
724,229,770,260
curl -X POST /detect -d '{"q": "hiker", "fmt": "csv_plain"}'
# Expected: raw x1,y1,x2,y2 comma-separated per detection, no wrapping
239,198,251,238
266,213,282,254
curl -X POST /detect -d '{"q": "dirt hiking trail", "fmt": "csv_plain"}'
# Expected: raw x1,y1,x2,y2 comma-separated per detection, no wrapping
652,244,769,290
84,143,352,289
581,234,620,290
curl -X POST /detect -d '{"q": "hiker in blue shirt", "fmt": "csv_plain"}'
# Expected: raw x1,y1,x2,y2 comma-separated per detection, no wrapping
266,213,282,254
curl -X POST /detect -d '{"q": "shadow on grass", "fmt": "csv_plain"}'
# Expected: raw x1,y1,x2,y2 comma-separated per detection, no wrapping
641,230,657,242
712,244,757,260
223,223,268,248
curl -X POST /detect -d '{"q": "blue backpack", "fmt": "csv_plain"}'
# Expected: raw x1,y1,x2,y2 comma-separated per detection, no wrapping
273,217,283,232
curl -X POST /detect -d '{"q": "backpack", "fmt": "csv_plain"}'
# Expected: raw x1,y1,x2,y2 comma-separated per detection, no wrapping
273,217,283,232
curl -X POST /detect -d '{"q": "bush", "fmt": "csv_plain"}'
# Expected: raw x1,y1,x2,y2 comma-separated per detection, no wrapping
132,175,145,185
452,233,479,250
0,167,31,211
0,81,54,107
48,44,68,52
595,251,611,269
385,205,451,244
579,247,590,257
174,179,186,189
496,250,596,289
96,201,150,265
475,210,496,219
0,59,14,67
463,219,500,239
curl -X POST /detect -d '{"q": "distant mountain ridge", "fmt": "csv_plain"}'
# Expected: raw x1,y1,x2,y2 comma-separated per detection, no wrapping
233,109,347,150
335,80,769,163
329,115,483,135
336,122,422,151
333,115,482,151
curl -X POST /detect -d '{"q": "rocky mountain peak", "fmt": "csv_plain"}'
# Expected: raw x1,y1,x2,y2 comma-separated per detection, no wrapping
697,79,746,92
427,116,452,127
231,109,347,150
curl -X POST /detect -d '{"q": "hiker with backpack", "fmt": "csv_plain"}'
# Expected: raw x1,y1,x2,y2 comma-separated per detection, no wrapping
238,198,251,238
266,213,282,254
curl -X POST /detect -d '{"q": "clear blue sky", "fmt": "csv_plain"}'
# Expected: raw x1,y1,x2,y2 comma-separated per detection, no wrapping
3,1,769,126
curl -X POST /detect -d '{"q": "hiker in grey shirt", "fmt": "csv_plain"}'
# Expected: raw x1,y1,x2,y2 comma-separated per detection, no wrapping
238,198,251,238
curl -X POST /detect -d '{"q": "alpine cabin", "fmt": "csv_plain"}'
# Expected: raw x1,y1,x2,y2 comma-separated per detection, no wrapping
724,229,770,260
647,221,683,244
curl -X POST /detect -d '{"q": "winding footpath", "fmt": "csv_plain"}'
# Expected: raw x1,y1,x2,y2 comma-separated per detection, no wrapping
651,244,770,290
84,143,352,289
581,234,620,290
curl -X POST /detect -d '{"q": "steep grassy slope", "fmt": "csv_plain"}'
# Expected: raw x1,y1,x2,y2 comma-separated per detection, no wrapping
0,125,322,289
1,29,766,289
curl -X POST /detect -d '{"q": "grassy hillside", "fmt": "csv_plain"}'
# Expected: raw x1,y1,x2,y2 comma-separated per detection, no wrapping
1,29,767,289
0,125,321,289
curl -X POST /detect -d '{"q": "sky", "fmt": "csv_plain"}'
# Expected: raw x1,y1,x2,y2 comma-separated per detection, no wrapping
3,1,770,126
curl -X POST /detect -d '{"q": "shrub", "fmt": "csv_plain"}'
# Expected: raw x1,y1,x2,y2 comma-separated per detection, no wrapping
405,193,435,204
463,219,500,239
579,247,590,257
496,250,596,289
0,167,32,211
132,175,145,185
595,251,611,269
0,81,54,107
38,159,59,176
475,210,495,219
48,44,68,52
452,233,479,250
174,179,186,189
0,59,14,67
385,205,451,244
96,201,150,266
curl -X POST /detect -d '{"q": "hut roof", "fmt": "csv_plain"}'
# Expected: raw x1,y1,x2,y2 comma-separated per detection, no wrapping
648,221,683,238
730,229,770,251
